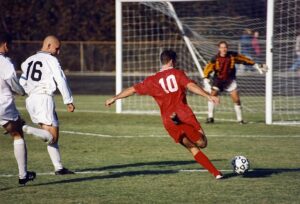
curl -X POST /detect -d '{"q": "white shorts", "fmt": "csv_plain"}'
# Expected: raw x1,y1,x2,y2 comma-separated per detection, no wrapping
212,80,238,93
0,97,19,126
26,94,59,127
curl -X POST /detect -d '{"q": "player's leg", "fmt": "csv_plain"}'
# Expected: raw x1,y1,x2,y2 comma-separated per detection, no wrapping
2,119,36,185
230,89,244,124
180,136,222,179
194,128,207,148
227,80,245,124
22,125,53,144
40,123,74,175
26,95,73,174
206,89,218,124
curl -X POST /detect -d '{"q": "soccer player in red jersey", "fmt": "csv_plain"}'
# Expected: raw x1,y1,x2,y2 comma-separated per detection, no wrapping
105,50,223,179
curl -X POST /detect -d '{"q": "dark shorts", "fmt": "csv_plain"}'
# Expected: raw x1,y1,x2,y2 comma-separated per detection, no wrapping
212,78,235,92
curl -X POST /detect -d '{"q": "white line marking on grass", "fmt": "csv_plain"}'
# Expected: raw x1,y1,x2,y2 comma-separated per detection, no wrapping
61,130,300,138
18,107,113,114
61,131,167,138
0,169,235,178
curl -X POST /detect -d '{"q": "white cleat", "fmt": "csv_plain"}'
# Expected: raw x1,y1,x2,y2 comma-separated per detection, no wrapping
22,125,30,134
215,174,223,180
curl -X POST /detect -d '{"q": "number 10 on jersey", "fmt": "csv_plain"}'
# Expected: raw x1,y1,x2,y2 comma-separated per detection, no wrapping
159,74,178,93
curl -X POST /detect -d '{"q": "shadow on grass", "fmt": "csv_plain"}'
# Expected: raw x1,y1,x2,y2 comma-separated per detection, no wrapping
75,160,225,172
30,167,300,186
0,159,225,191
223,168,300,179
2,165,299,190
37,170,178,186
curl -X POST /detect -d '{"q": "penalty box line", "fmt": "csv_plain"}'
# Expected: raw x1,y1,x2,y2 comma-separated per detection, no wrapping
60,130,300,138
0,169,235,178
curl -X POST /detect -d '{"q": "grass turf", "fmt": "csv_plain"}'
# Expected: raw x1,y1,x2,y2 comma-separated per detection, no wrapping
0,95,299,204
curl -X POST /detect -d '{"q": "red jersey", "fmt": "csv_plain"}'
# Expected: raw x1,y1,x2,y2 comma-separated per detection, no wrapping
134,68,194,122
134,68,202,143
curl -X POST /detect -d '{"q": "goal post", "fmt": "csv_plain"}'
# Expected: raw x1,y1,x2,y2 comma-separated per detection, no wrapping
116,0,123,113
265,0,274,124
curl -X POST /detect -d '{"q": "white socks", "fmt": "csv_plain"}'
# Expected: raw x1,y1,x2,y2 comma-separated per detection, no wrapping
47,143,63,171
208,101,214,118
13,139,27,179
22,125,53,143
208,102,243,122
234,104,243,122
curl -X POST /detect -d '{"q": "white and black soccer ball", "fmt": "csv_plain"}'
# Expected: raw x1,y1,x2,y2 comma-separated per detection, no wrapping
231,156,250,174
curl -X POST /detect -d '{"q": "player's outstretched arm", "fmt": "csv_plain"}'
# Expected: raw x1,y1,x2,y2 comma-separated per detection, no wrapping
105,86,136,107
187,82,220,104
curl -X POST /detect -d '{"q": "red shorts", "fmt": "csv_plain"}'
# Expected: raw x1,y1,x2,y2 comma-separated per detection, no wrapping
163,114,203,143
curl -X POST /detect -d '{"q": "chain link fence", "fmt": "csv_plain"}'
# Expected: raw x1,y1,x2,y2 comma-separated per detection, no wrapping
11,41,116,73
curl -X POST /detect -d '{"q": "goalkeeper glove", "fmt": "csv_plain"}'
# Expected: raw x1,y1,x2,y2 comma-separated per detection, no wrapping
203,78,212,92
254,63,268,74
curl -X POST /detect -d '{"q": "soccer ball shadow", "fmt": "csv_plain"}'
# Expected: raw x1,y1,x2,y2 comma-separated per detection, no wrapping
223,168,300,179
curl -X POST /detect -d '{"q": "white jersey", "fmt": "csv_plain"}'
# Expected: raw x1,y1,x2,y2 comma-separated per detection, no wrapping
20,51,73,104
0,54,25,123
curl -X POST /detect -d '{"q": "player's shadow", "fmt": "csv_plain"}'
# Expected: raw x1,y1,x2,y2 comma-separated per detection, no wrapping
26,159,225,187
31,170,180,187
76,159,225,172
223,168,300,179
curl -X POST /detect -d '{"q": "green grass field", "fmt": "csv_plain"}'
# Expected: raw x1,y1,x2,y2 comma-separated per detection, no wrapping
0,95,300,204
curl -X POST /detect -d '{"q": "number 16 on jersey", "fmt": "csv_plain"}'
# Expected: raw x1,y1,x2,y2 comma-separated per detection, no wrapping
25,61,43,81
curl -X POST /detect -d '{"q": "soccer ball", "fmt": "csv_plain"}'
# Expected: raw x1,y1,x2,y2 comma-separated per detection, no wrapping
231,156,250,174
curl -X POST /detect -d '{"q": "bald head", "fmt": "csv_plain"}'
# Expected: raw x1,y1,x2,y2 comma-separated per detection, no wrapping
41,35,61,55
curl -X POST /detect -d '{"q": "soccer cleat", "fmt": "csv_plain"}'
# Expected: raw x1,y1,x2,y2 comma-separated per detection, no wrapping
238,120,247,125
55,167,75,175
19,171,36,186
22,125,30,134
215,174,223,180
206,118,214,124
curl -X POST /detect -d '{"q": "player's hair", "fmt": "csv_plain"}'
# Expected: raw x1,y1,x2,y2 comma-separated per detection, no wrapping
0,33,12,45
160,49,177,65
218,41,228,48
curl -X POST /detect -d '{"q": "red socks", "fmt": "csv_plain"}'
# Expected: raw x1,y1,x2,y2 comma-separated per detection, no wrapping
194,150,220,177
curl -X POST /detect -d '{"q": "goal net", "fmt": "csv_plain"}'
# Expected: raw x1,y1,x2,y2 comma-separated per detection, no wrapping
272,0,300,124
116,0,299,124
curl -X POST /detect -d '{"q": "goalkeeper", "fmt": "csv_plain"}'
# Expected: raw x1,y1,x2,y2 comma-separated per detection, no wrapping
203,41,267,124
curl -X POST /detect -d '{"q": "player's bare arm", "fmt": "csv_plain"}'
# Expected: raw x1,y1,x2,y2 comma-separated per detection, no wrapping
105,86,136,106
187,82,220,105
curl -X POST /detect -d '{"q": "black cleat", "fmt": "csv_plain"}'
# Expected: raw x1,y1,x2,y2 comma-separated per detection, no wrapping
238,120,247,125
206,118,214,124
19,171,36,186
55,168,75,175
